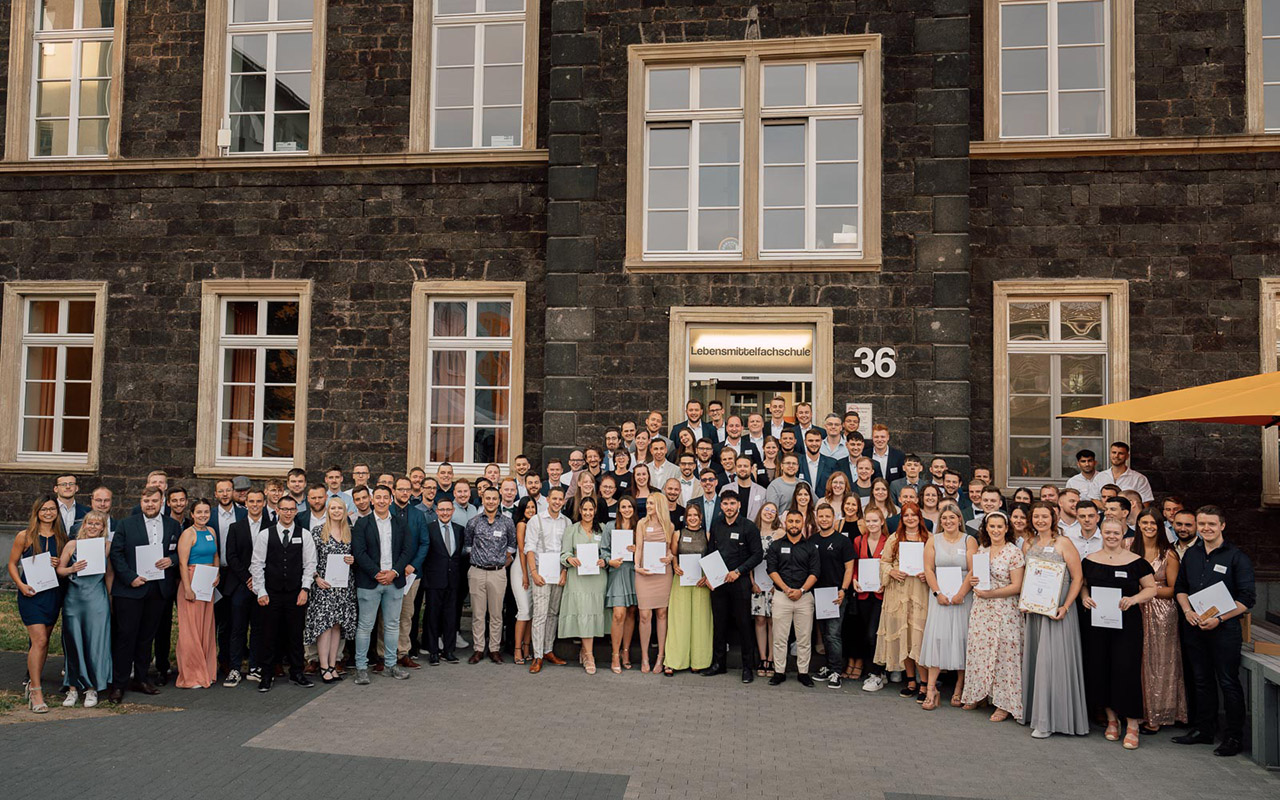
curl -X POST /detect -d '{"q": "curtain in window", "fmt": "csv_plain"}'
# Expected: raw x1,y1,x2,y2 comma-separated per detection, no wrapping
227,310,257,457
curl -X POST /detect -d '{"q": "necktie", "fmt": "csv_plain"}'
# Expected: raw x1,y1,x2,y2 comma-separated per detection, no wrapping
443,525,453,555
280,528,289,545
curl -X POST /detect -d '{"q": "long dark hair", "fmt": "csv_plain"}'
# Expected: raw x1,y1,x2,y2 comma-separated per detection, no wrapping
576,496,602,534
24,494,68,556
1130,507,1170,558
514,495,539,523
978,511,1011,550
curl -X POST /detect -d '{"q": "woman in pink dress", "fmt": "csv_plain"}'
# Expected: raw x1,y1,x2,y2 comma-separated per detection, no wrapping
633,492,675,673
961,511,1026,722
1132,507,1186,731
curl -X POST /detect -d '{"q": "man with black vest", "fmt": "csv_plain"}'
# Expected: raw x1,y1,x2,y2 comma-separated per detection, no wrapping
702,491,763,683
249,496,317,693
422,497,467,665
106,487,181,703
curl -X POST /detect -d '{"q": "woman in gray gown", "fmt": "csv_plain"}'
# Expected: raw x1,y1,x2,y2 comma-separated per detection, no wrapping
55,511,113,706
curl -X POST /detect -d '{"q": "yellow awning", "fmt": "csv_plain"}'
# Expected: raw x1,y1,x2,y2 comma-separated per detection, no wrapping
1059,371,1280,427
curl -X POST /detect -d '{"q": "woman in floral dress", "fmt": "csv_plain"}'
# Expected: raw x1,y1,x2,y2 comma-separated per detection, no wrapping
305,498,357,683
961,511,1026,722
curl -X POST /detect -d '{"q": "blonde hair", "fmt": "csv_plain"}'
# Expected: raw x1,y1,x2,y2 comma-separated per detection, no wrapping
76,511,109,540
644,491,675,541
320,497,352,544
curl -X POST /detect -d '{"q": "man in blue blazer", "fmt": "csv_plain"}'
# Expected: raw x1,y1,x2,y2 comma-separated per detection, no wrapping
351,485,415,684
106,487,182,702
209,478,248,675
669,399,717,447
797,429,840,497
868,425,907,483
421,497,467,665
390,477,431,668
54,473,91,535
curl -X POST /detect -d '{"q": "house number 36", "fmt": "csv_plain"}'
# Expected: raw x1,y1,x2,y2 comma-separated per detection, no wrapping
852,347,897,378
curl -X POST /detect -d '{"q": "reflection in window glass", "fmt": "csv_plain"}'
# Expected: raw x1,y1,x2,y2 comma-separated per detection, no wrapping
18,297,98,457
33,1,115,157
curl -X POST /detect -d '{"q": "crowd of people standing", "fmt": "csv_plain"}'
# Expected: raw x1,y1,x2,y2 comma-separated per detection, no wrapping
6,399,1256,757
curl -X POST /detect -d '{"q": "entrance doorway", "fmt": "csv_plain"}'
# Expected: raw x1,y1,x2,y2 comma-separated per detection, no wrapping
689,380,813,422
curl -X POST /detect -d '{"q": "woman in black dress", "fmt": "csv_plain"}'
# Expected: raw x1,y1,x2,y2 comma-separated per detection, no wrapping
1080,518,1158,749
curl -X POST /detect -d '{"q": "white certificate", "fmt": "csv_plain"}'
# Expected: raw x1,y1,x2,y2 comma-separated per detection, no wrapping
937,566,964,598
20,551,58,593
611,529,634,562
577,543,600,575
76,537,106,576
898,541,925,576
813,586,841,619
752,559,770,592
402,572,417,597
1188,581,1235,620
699,550,729,589
972,552,991,591
856,558,881,593
1091,586,1123,629
679,554,702,586
325,553,350,588
537,551,561,582
192,564,218,602
136,543,165,581
642,541,667,574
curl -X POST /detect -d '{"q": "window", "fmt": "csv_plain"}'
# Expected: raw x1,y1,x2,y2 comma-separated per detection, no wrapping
408,282,526,472
983,0,1134,142
411,0,540,153
627,35,882,271
1262,278,1280,505
201,0,326,157
3,0,124,161
195,281,312,476
0,282,107,471
1248,0,1280,132
993,281,1129,488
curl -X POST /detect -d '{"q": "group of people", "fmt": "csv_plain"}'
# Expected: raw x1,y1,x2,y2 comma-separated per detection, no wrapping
6,399,1256,758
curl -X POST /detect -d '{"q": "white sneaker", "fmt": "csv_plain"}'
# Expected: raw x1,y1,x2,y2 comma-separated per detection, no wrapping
889,670,903,683
62,688,79,707
455,633,469,649
1031,728,1053,739
862,674,887,692
83,690,98,708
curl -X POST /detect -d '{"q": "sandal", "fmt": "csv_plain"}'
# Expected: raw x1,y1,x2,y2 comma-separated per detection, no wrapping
1123,730,1140,750
611,653,622,674
899,680,918,698
764,660,775,677
950,692,965,708
28,686,48,714
849,668,863,681
622,658,633,670
663,667,674,677
922,687,940,711
641,660,651,674
1104,720,1120,741
584,655,596,675
989,709,1010,723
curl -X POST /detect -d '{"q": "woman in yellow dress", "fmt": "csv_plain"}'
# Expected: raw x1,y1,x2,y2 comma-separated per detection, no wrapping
873,503,930,702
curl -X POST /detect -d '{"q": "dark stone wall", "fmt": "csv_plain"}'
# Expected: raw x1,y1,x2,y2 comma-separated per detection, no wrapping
0,166,547,517
121,0,208,159
544,0,973,469
321,0,415,154
970,152,1280,559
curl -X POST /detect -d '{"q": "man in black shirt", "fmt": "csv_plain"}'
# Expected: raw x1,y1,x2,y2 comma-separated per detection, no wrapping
766,510,820,687
812,503,855,688
701,491,763,683
1172,505,1255,757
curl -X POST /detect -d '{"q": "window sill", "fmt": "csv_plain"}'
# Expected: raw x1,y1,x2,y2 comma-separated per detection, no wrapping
971,134,1280,159
625,257,880,274
1262,491,1280,509
0,459,96,474
0,149,550,175
193,463,301,480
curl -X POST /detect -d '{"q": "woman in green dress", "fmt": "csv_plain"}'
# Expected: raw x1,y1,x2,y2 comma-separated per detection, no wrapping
559,497,609,674
663,503,713,675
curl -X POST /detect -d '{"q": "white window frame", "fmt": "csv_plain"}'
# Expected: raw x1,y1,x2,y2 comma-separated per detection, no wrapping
30,0,114,159
1248,0,1280,133
224,0,315,155
1262,277,1280,506
430,3,525,151
993,280,1130,490
0,281,108,472
408,281,526,475
195,280,312,477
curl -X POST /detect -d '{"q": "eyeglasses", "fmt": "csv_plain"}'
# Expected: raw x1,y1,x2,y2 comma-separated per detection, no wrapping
56,481,77,488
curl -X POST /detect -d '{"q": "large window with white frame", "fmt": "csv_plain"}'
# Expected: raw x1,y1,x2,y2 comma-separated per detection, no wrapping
0,282,107,471
998,0,1110,138
195,281,311,476
31,0,115,157
224,0,315,154
430,0,528,150
1251,0,1280,132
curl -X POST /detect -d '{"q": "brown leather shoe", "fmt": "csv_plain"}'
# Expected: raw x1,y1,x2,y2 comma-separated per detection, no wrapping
305,660,320,675
129,680,161,696
105,688,124,704
488,651,503,664
543,652,566,666
529,658,543,674
468,652,484,664
397,656,421,669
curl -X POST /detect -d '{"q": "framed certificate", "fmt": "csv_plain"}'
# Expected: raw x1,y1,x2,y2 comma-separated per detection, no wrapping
1018,558,1066,617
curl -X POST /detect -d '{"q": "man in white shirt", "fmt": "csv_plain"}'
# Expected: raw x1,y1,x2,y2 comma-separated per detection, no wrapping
1096,441,1153,505
54,473,88,534
1063,500,1103,558
222,489,269,687
1056,488,1081,539
563,450,586,486
707,399,727,443
1064,448,1106,501
767,396,792,440
966,487,1005,535
693,438,717,474
620,420,638,453
349,485,373,523
643,410,673,452
676,453,700,504
819,413,848,461
70,485,116,540
249,496,318,692
350,486,413,684
524,487,569,672
793,402,816,440
647,438,680,491
746,413,767,450
722,415,748,456
695,471,723,531
513,454,533,498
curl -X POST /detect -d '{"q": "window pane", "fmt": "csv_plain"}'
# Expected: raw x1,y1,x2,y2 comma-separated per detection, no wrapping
1010,302,1050,340
233,0,270,23
434,108,473,147
762,209,805,250
231,35,268,73
231,114,266,152
1009,353,1051,394
646,211,688,251
65,346,93,381
1060,301,1102,340
474,389,509,425
436,27,475,69
476,302,512,336
433,302,467,336
1061,398,1105,436
278,0,313,21
24,382,57,417
231,75,267,113
79,79,110,117
488,0,524,11
431,350,467,386
222,349,257,398
698,66,741,109
1010,395,1051,435
699,165,738,208
1002,48,1048,93
83,1,115,28
816,118,857,161
1001,93,1049,137
648,126,689,167
264,349,297,384
437,0,477,14
1059,45,1104,91
62,418,90,454
67,300,95,333
647,168,689,209
1010,438,1052,479
1267,85,1280,130
220,422,254,457
35,120,70,157
28,301,60,333
431,388,466,425
276,73,311,113
430,427,465,463
763,64,805,107
474,427,507,463
763,124,804,164
225,301,258,335
37,82,71,117
262,422,294,458
263,385,296,421
1001,2,1048,47
437,67,475,107
1059,90,1105,135
273,113,309,152
64,382,91,416
816,208,857,250
763,166,804,206
265,300,299,335
40,43,73,80
25,348,57,381
816,163,858,206
1266,0,1280,35
222,385,256,421
276,33,312,72
81,42,112,79
1060,437,1104,474
483,65,522,105
39,0,76,30
1061,354,1104,395
648,68,690,111
484,24,523,64
1058,0,1105,45
816,61,859,105
476,351,511,387
481,107,521,147
697,209,740,252
1267,40,1280,83
699,121,739,163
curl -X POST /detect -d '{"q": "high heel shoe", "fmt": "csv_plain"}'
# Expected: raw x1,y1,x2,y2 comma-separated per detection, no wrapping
610,653,622,674
921,687,940,711
29,686,48,714
583,654,596,675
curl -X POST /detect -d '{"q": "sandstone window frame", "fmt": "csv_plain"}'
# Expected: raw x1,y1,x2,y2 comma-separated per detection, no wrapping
200,0,328,158
3,0,127,161
993,280,1130,490
407,280,526,476
409,0,541,154
0,281,108,473
982,0,1134,146
626,35,883,273
1261,277,1280,506
1247,0,1280,133
195,279,313,478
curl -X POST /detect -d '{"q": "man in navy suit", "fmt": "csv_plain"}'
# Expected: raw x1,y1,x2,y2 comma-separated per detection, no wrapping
766,395,798,442
797,429,840,497
54,473,91,535
351,485,415,684
209,478,248,676
106,487,182,703
222,488,269,686
691,470,726,531
422,497,467,665
868,424,907,483
70,485,117,539
670,399,717,446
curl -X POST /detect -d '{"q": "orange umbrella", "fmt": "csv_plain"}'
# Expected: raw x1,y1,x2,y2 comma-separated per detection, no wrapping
1059,371,1280,427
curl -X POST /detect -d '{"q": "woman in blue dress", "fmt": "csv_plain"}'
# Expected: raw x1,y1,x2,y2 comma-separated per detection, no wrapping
5,496,68,713
176,499,220,689
56,510,114,706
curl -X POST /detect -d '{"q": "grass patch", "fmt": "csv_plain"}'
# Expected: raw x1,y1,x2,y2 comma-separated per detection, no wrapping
0,689,175,723
1,590,177,660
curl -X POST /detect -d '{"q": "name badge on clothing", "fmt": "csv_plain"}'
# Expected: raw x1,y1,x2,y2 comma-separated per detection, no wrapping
682,537,692,543
1214,564,1228,574
291,535,302,544
781,547,791,554
169,543,177,551
730,533,739,540
1115,570,1127,578
493,531,504,537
